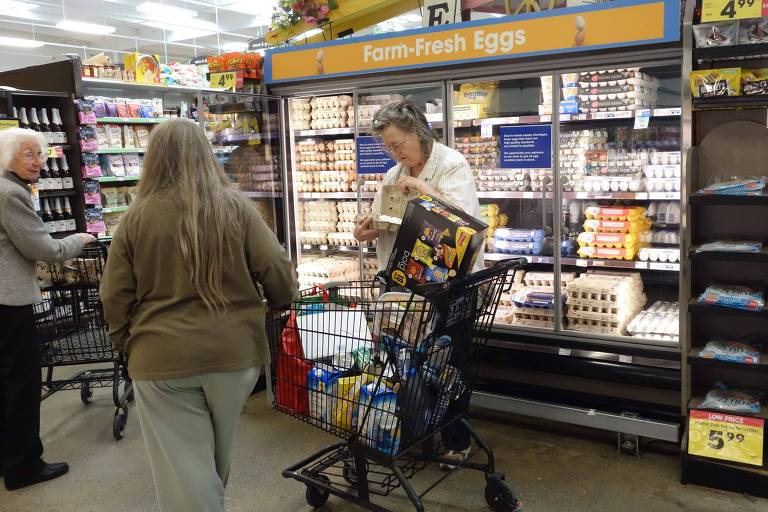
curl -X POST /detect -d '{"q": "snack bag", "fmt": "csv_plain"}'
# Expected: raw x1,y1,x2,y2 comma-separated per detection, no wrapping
698,339,762,364
701,383,764,414
693,21,739,47
698,284,765,311
690,68,741,98
740,18,768,44
741,68,768,96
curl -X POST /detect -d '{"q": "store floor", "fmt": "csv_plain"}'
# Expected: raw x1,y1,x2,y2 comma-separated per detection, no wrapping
0,384,763,512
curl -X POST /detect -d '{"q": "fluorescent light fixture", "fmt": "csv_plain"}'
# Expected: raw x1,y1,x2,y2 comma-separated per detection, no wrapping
488,13,505,18
136,2,197,19
399,13,422,23
221,41,248,51
220,0,278,16
297,28,322,39
0,0,37,19
0,35,44,48
145,17,218,33
56,20,116,35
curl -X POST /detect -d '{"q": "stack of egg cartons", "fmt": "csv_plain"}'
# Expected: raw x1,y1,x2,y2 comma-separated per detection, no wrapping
455,136,498,172
294,140,356,192
494,227,547,256
643,150,681,194
540,73,581,116
309,95,352,130
577,206,650,261
566,271,646,335
361,173,386,193
480,204,508,252
356,94,404,130
627,301,679,345
578,69,658,114
559,129,607,192
291,98,312,130
499,271,574,329
639,199,681,264
582,145,646,194
300,201,337,245
297,256,359,289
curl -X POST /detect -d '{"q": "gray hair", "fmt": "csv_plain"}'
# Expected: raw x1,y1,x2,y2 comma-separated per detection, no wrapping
0,128,48,176
372,100,435,159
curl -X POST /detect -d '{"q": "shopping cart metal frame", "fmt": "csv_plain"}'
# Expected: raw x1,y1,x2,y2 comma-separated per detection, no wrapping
268,258,526,512
35,243,133,440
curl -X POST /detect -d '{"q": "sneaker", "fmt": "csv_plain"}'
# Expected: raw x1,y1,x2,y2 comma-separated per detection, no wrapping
439,447,471,470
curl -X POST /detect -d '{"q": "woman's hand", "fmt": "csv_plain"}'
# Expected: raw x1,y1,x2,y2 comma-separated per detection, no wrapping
76,233,97,245
396,176,424,195
353,215,379,243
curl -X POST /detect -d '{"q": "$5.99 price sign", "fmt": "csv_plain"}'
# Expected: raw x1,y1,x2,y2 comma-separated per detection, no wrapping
688,410,764,466
701,0,767,22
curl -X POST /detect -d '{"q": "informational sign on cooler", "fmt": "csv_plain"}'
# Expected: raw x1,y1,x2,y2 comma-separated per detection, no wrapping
356,136,396,175
499,125,552,169
688,409,765,466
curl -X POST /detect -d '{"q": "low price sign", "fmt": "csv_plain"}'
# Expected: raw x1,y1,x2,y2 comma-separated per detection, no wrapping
701,0,768,22
688,409,765,466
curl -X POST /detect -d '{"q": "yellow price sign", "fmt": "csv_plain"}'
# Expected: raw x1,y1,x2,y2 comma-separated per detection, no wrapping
47,146,64,158
701,0,763,22
688,409,764,466
211,71,243,90
0,119,20,130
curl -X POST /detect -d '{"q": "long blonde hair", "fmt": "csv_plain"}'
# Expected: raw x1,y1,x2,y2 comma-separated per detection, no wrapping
134,118,249,315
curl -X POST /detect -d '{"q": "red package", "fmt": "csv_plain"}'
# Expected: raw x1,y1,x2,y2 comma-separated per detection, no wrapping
275,312,312,415
116,101,130,118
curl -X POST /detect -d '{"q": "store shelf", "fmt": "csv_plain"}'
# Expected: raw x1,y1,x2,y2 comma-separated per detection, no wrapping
39,189,77,197
95,175,141,183
689,247,768,262
467,108,681,128
218,133,279,144
301,243,375,254
95,148,145,154
688,300,768,317
689,397,768,419
206,102,264,115
687,349,768,372
98,236,113,242
82,77,223,94
694,43,768,61
485,253,553,264
693,96,768,111
297,192,375,199
485,253,679,271
295,127,354,137
690,192,768,205
562,191,681,201
51,230,79,239
95,117,166,124
242,191,283,198
99,206,129,214
477,191,548,199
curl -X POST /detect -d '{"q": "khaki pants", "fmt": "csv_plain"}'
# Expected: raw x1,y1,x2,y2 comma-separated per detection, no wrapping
134,366,260,512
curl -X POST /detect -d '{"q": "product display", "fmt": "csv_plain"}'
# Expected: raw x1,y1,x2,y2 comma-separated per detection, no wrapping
696,240,764,253
700,383,765,414
15,106,67,144
693,21,739,48
698,284,765,311
698,177,766,195
698,339,763,364
626,301,679,343
566,271,647,335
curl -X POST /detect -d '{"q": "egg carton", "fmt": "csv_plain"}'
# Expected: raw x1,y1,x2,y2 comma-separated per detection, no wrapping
292,121,311,130
577,246,640,260
582,176,643,193
310,119,350,130
327,232,358,246
499,310,556,329
292,112,312,122
523,272,577,287
577,232,642,249
583,218,651,234
645,177,680,192
631,334,679,345
567,317,627,335
300,231,328,245
309,95,352,109
627,307,679,336
336,221,356,233
648,151,681,165
567,303,639,323
324,139,354,151
566,272,644,296
584,206,646,221
296,140,328,151
643,165,680,179
638,247,680,263
327,150,356,162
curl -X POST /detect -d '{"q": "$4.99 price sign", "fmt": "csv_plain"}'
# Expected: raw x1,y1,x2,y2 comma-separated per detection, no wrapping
688,409,764,466
701,0,766,22
210,71,243,90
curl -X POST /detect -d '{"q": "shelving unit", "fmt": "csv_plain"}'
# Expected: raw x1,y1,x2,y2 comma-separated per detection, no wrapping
95,148,146,154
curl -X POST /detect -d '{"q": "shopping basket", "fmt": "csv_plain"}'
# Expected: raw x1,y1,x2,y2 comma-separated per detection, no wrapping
267,257,526,512
34,243,133,440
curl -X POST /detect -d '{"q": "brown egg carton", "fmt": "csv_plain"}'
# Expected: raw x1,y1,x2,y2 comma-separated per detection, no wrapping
566,317,627,335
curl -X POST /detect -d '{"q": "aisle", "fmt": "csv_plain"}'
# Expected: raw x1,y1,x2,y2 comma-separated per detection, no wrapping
0,384,762,512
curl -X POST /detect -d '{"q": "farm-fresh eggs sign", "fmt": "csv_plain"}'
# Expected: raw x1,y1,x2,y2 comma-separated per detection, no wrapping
265,0,679,83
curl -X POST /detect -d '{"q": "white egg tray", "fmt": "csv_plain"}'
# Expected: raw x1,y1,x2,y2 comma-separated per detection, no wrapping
648,151,681,165
299,231,328,245
567,304,638,323
645,177,680,192
336,221,356,233
567,291,645,309
567,318,628,335
582,176,643,193
327,232,357,246
638,247,680,262
500,310,556,329
643,165,680,179
523,272,576,287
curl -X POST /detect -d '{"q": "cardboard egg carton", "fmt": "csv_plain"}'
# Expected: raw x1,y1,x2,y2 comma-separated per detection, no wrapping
326,232,358,246
296,140,328,152
309,95,352,109
310,119,350,130
523,272,576,288
566,317,627,335
336,221,356,233
299,231,328,245
568,303,637,323
327,150,356,162
311,108,349,121
499,309,556,329
326,139,354,151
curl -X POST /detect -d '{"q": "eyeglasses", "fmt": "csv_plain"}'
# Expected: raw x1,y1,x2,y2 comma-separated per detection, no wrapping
382,137,409,156
22,151,44,162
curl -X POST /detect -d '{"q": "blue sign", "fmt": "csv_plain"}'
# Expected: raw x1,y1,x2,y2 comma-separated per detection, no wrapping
356,136,396,175
500,125,552,169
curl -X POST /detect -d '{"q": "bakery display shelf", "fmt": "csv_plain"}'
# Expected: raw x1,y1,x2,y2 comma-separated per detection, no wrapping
95,175,141,183
688,300,768,317
694,43,768,61
466,108,681,128
39,189,77,197
562,191,681,201
297,192,375,199
242,191,282,198
95,148,145,154
689,246,768,262
295,127,355,137
687,349,768,372
689,397,768,420
301,243,375,254
485,253,679,271
690,192,768,205
95,117,166,124
99,206,129,214
82,77,224,94
693,95,768,111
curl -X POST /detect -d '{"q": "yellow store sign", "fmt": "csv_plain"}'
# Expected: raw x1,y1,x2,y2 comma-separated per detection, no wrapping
265,0,680,83
688,409,764,467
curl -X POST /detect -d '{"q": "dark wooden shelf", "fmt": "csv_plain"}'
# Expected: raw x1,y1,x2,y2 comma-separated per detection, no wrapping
687,349,768,372
39,189,77,197
688,300,768,317
694,42,768,61
689,193,768,205
693,95,768,111
689,246,768,261
689,397,768,419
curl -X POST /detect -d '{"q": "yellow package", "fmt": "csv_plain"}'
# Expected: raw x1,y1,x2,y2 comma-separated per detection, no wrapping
690,68,741,98
741,68,768,96
480,204,500,216
332,374,373,432
577,246,639,261
577,232,641,249
498,214,509,226
584,206,646,221
453,81,499,119
583,218,652,234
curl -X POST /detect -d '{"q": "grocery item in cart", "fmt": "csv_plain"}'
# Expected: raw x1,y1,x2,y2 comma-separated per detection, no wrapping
700,383,764,414
698,339,763,365
297,305,373,359
359,382,401,455
308,364,342,425
698,284,765,311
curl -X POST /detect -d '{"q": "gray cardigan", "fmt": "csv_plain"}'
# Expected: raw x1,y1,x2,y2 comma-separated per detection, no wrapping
0,172,85,306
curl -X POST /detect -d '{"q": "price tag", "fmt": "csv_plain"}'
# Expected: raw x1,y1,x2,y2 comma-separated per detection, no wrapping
654,108,681,117
319,245,329,251
210,71,243,90
634,261,648,269
558,348,572,356
701,0,762,22
303,244,312,250
540,115,552,123
560,114,571,121
649,262,679,271
47,146,64,158
480,122,493,138
533,256,550,264
523,191,535,199
576,192,588,199
0,119,19,130
634,109,651,130
688,410,764,466
591,260,605,267
576,259,588,267
619,355,633,364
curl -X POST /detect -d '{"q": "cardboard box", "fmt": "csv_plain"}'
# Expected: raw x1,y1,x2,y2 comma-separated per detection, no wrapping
386,195,487,289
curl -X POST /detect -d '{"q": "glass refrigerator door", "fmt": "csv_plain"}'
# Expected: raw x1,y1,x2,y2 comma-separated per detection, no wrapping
199,92,287,245
557,65,682,347
450,77,556,331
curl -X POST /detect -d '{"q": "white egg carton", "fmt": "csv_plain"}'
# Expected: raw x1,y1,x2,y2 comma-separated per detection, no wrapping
299,231,328,245
627,302,679,336
327,232,357,246
648,151,681,165
582,176,644,193
643,165,681,179
638,247,680,262
523,272,577,287
645,177,680,192
336,221,356,233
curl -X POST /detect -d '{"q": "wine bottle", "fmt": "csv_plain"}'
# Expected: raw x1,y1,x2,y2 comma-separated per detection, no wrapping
28,108,41,131
18,107,30,129
52,198,68,232
51,108,64,131
59,157,74,189
38,160,50,191
38,108,51,132
63,197,77,232
49,158,63,190
12,106,18,119
42,199,57,233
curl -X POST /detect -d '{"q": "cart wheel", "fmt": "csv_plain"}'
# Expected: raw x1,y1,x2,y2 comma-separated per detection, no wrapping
305,474,330,508
342,459,367,485
485,473,521,512
124,382,134,403
80,383,92,405
113,408,128,440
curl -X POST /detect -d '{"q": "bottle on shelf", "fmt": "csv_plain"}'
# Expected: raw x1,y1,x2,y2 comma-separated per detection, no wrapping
62,197,77,232
12,106,18,119
28,108,41,131
38,160,50,191
38,108,51,132
51,198,68,233
59,157,73,189
18,107,30,129
41,199,57,233
48,158,63,190
51,108,64,132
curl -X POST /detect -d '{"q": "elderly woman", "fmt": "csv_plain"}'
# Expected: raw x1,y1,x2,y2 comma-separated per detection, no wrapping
0,128,94,491
353,99,483,468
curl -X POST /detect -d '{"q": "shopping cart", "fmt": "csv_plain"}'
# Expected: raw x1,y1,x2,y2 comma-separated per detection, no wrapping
34,243,133,440
267,257,526,512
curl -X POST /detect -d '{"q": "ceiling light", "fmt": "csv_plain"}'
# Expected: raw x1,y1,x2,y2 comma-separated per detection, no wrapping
56,20,116,35
0,35,44,48
297,28,322,39
221,41,248,51
219,0,278,16
136,2,197,19
145,17,218,33
488,13,505,18
400,13,422,23
165,29,215,42
0,0,37,18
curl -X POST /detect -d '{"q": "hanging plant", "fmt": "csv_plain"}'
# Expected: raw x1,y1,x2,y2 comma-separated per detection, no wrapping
270,0,338,34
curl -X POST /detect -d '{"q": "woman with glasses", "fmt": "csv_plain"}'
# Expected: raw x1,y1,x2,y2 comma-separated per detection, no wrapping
353,99,484,468
0,128,95,491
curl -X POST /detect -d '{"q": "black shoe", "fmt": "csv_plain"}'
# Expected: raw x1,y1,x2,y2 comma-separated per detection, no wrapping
4,462,69,491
